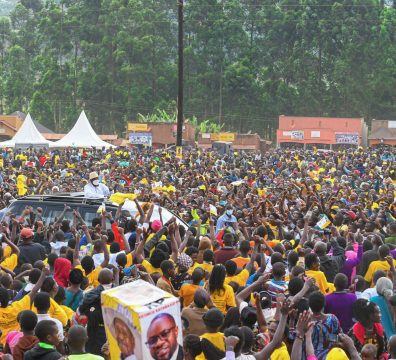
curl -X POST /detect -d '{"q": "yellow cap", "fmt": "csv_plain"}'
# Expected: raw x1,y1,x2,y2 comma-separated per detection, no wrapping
327,347,348,360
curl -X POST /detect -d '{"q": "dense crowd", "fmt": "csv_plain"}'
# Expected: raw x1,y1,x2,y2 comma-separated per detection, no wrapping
0,146,396,359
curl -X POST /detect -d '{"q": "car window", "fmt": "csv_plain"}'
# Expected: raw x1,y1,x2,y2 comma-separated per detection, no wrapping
44,206,77,225
80,206,116,227
6,202,27,217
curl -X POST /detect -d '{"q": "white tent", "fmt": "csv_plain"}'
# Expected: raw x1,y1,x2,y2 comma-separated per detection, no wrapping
50,110,115,148
0,113,51,148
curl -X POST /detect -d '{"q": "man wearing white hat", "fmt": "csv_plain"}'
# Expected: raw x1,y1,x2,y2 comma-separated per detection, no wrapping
84,171,111,198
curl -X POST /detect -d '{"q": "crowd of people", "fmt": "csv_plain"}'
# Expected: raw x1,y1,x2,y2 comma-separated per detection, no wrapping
0,145,396,359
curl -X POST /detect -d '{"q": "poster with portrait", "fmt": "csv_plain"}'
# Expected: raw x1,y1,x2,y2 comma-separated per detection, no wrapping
102,280,182,360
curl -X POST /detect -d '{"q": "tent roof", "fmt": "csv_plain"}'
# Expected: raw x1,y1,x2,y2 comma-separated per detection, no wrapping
9,111,54,133
50,111,115,148
0,113,51,147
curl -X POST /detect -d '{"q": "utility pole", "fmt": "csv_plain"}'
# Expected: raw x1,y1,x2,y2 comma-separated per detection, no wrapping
176,0,184,148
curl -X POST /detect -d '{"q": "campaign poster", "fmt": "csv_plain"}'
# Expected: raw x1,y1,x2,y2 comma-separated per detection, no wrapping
102,280,183,360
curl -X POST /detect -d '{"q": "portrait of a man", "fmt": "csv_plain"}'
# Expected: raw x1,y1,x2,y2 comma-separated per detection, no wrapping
103,307,142,360
146,313,183,360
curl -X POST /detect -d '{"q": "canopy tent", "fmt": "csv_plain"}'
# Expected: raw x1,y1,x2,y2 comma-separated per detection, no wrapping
0,113,51,148
50,111,115,148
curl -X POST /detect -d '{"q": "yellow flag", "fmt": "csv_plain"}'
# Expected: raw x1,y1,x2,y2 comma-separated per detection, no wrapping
109,193,138,205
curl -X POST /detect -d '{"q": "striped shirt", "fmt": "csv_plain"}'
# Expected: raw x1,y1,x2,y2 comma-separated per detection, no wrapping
265,279,288,307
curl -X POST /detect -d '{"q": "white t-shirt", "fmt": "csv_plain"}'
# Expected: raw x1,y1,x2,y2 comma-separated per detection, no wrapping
92,251,126,267
36,313,64,341
361,287,378,300
50,241,68,255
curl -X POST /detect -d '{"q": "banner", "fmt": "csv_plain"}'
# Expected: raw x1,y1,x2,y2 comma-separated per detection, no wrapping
128,123,148,131
129,132,152,146
211,133,235,142
335,133,359,144
291,130,304,140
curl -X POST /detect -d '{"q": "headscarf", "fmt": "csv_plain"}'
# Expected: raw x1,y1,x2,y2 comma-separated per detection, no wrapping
376,277,393,299
54,257,71,288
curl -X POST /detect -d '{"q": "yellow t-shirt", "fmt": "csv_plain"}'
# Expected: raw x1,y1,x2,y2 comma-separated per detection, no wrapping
31,298,68,327
75,265,102,288
61,304,75,322
142,259,162,275
364,259,396,284
271,342,290,360
86,267,101,288
188,262,214,275
0,295,31,345
224,269,249,287
201,332,225,350
126,253,133,268
305,270,334,294
210,284,236,314
1,253,18,271
3,245,11,258
180,283,201,307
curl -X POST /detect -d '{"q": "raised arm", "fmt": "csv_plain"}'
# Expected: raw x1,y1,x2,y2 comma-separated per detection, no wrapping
53,204,70,228
245,240,259,274
253,292,268,332
169,224,179,263
290,277,315,307
81,224,92,244
29,267,50,301
291,311,313,360
235,273,269,309
74,210,86,227
209,217,216,246
133,228,146,264
255,299,289,360
134,199,145,224
2,234,20,256
10,217,18,243
100,240,110,268
144,203,155,223
119,227,131,254
73,233,81,267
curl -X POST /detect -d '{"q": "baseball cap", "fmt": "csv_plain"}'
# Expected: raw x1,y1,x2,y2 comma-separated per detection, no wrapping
344,211,357,221
20,227,34,239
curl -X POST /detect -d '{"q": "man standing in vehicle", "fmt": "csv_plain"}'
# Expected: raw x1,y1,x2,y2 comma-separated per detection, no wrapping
84,172,110,198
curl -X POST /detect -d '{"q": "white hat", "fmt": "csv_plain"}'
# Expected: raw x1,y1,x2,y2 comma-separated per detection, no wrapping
89,171,99,180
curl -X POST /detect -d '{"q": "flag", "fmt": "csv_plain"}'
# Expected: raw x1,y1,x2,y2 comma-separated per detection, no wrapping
109,192,139,205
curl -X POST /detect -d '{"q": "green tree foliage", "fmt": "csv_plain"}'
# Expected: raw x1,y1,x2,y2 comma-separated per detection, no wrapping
0,0,395,137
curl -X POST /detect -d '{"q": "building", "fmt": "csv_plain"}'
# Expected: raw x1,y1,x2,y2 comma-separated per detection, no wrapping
127,122,195,149
197,133,270,152
368,120,396,146
0,112,54,140
276,115,368,148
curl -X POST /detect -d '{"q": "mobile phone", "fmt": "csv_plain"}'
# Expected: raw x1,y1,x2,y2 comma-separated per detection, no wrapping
328,334,338,343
